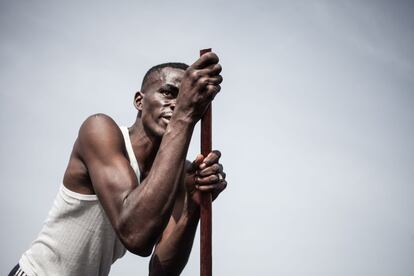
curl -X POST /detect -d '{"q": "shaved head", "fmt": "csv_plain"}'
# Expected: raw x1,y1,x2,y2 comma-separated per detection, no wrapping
141,62,188,91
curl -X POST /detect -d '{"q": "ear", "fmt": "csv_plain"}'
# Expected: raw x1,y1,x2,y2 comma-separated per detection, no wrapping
134,91,144,111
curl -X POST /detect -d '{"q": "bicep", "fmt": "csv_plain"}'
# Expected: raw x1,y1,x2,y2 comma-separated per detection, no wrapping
87,154,138,221
78,114,139,226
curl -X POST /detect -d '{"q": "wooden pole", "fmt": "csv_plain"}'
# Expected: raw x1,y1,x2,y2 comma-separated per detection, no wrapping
200,48,212,276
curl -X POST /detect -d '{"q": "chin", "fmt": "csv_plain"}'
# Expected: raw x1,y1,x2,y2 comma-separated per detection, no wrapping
142,123,164,140
155,124,168,138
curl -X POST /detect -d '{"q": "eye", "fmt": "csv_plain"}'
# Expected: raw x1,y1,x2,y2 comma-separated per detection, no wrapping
161,90,172,96
159,86,178,98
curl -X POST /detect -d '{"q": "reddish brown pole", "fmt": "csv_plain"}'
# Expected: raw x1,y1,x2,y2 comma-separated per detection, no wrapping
200,48,212,276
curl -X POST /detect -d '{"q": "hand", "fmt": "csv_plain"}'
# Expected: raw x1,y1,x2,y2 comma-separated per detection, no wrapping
185,150,227,206
175,52,223,122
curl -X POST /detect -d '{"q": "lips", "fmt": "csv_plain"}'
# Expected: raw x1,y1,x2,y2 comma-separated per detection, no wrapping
161,112,173,124
161,112,173,120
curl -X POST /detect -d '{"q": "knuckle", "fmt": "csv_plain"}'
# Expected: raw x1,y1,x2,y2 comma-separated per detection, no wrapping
206,52,219,62
186,68,194,76
206,86,218,97
216,64,222,72
214,85,221,94
190,70,199,79
205,87,214,98
199,77,209,86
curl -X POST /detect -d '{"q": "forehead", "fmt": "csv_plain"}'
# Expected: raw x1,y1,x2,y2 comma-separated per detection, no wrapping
146,67,185,90
159,67,185,83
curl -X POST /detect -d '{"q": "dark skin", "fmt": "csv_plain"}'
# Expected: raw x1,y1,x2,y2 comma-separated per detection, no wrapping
62,52,226,275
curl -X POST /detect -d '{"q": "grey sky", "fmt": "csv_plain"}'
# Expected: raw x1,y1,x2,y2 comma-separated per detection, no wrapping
1,0,413,275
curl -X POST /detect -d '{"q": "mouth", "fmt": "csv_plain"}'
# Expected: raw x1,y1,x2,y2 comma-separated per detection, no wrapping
161,112,173,124
161,117,170,124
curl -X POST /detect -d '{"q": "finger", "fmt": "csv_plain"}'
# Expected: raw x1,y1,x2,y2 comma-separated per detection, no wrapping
210,75,223,85
196,76,223,89
198,163,222,177
195,174,220,185
189,154,204,173
204,75,222,85
191,52,219,69
205,84,221,101
197,63,222,77
196,180,227,192
199,150,221,169
212,180,227,201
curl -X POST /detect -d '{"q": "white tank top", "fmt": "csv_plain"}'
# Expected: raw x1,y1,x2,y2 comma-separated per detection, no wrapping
19,126,140,276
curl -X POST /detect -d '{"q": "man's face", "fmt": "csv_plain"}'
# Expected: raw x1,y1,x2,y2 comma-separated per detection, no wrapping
139,67,185,138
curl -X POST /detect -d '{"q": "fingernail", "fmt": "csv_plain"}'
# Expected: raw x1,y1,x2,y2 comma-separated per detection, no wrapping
200,163,206,169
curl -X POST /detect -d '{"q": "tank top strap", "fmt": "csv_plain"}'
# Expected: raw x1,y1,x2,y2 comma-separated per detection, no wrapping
120,126,141,184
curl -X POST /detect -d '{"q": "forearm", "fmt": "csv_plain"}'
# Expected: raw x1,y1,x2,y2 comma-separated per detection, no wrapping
119,118,195,253
149,203,200,276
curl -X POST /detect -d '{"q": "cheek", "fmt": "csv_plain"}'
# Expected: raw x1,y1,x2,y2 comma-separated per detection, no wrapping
142,98,162,120
144,95,163,108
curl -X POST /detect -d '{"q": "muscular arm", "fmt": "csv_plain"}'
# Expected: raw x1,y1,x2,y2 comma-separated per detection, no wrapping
149,152,227,276
78,114,195,256
148,164,200,276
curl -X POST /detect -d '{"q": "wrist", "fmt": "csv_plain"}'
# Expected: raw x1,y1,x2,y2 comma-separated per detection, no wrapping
169,113,196,129
184,193,200,218
173,103,205,125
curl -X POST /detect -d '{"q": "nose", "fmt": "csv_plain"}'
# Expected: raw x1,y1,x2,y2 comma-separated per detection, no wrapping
170,99,176,111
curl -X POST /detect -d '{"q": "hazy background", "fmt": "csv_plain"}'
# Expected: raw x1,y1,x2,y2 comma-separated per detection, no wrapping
1,0,413,275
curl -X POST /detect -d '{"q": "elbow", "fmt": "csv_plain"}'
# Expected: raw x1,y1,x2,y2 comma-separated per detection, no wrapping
120,232,155,257
117,222,157,257
127,242,154,257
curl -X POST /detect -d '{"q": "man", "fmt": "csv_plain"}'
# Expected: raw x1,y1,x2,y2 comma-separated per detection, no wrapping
9,52,226,276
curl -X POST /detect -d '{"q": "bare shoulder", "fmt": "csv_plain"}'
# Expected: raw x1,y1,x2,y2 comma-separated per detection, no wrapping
78,113,124,160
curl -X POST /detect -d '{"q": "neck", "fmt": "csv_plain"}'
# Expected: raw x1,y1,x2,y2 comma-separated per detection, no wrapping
128,117,161,179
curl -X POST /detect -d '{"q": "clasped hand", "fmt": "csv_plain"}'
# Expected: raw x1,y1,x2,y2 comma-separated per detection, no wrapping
185,150,227,206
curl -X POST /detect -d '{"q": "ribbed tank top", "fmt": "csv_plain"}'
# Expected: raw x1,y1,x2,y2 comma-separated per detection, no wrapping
19,126,140,276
